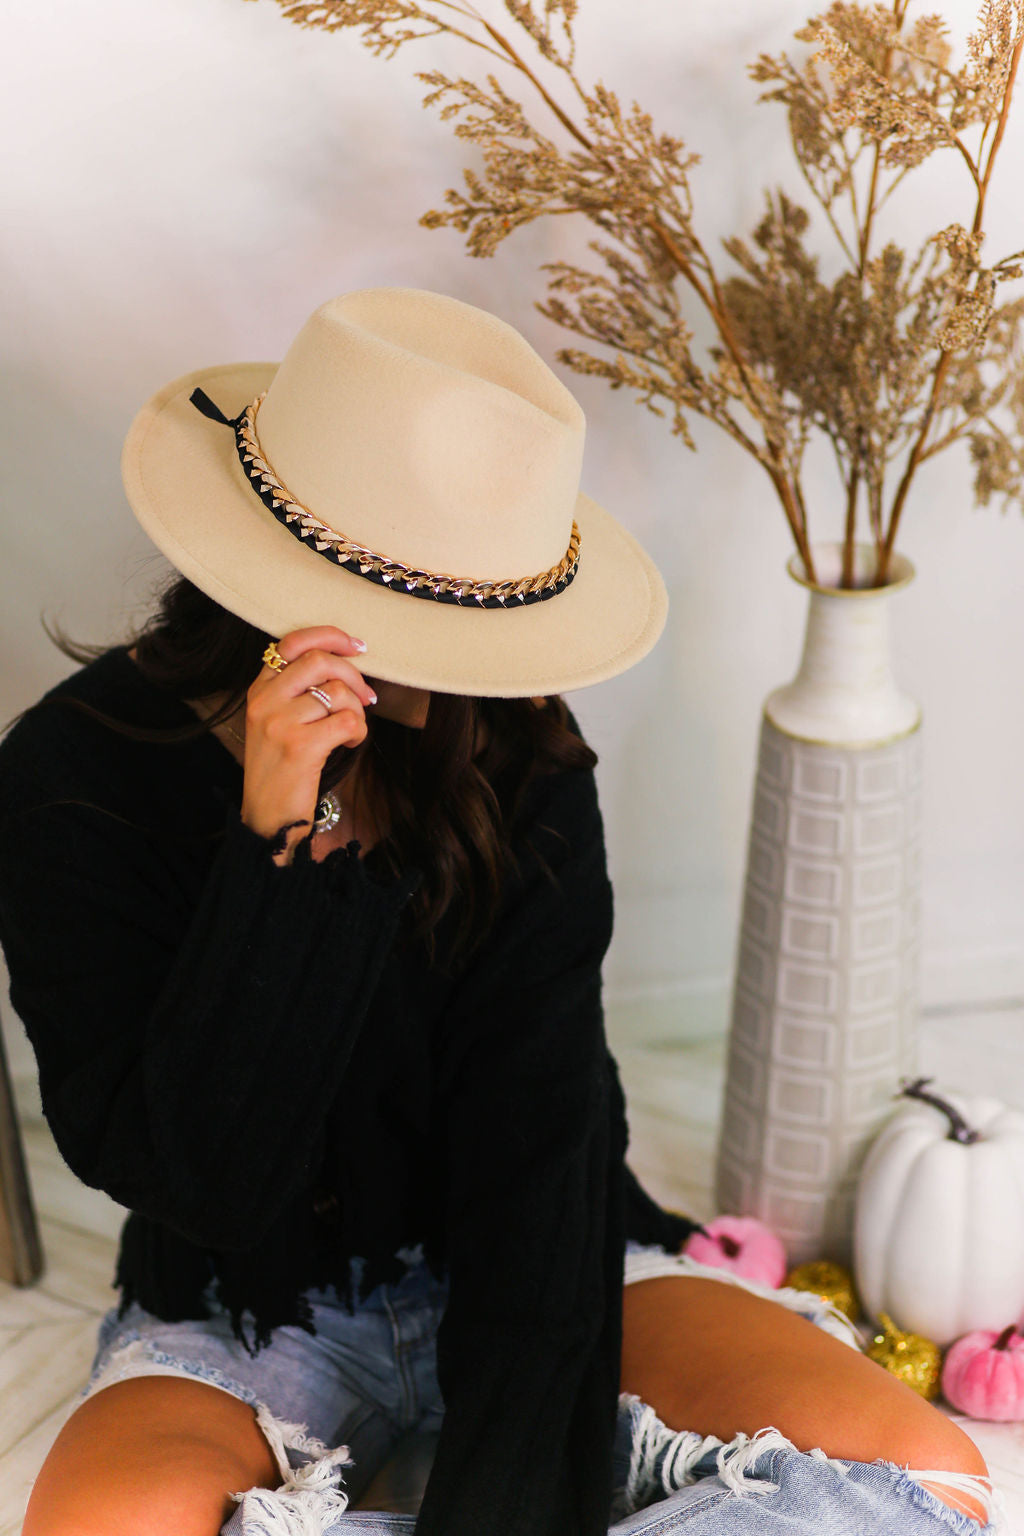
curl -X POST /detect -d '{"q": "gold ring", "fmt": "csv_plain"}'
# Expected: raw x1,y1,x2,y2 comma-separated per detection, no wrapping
262,641,288,673
307,685,332,714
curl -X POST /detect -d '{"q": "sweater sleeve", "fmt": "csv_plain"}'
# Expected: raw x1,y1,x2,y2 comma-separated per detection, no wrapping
0,782,415,1251
414,766,623,1536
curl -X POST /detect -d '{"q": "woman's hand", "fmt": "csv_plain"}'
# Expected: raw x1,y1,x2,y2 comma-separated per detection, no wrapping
240,626,377,859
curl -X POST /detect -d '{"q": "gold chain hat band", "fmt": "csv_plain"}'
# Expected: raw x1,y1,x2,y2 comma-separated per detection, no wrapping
190,388,581,609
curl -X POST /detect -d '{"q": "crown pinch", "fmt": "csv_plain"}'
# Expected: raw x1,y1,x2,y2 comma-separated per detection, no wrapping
233,393,581,609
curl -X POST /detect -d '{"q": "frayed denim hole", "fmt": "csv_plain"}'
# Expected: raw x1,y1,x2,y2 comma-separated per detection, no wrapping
716,1432,856,1502
787,1443,854,1483
93,1311,128,1356
872,1462,998,1536
84,1325,143,1397
227,1405,353,1536
98,1321,142,1354
139,1348,261,1408
625,1401,714,1510
894,1469,998,1535
765,1446,787,1486
85,1338,265,1418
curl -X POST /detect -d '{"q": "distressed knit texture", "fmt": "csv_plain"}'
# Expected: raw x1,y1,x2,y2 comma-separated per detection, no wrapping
0,648,697,1536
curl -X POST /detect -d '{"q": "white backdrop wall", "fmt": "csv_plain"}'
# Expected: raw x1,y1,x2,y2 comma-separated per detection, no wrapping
2,0,1023,1079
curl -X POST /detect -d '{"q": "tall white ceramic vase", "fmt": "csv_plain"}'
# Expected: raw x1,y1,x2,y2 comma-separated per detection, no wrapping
715,543,922,1265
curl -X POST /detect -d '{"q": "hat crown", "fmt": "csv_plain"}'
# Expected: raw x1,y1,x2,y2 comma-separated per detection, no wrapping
255,289,586,580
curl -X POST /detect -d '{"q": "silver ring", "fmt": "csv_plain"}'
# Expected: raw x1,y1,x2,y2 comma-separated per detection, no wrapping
307,685,333,714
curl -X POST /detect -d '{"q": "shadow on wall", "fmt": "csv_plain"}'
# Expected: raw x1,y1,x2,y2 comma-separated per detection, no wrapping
0,361,169,728
572,617,746,1024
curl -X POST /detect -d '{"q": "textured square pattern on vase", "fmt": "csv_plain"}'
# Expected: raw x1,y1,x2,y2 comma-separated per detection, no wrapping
718,720,922,1262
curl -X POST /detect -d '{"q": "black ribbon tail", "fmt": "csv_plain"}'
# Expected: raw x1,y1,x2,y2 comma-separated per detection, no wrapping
190,387,245,428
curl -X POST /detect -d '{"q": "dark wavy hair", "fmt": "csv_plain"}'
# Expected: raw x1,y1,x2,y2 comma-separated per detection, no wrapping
52,576,597,965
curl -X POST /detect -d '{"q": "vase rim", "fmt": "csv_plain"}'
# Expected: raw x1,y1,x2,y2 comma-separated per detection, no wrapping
787,542,915,597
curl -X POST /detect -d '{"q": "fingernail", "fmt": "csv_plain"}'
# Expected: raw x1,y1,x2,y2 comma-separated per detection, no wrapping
367,690,378,705
352,638,367,653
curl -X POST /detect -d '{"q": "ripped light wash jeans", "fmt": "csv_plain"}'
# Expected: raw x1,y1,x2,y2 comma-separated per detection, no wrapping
83,1246,1000,1535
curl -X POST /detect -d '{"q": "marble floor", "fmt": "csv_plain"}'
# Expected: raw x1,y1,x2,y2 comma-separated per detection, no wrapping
1,1007,1023,1533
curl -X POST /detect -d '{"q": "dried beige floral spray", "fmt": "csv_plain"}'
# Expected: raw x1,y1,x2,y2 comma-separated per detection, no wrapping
248,0,1024,588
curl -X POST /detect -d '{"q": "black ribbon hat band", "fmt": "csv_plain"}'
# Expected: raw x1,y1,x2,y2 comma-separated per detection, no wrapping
189,387,581,610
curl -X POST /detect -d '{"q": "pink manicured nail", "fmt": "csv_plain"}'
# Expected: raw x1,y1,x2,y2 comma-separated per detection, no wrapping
352,638,367,653
367,690,378,705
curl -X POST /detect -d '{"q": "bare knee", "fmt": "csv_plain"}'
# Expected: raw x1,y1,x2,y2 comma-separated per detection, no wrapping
23,1378,278,1536
622,1277,993,1523
898,1410,988,1477
887,1411,990,1525
29,1442,252,1536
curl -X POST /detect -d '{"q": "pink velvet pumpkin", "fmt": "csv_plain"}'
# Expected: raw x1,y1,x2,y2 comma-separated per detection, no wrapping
683,1215,787,1287
942,1325,1024,1421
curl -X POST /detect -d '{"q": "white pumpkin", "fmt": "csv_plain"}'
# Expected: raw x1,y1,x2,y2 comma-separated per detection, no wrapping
854,1078,1024,1346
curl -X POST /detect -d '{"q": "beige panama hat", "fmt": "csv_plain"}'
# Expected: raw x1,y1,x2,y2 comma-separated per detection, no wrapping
121,288,667,697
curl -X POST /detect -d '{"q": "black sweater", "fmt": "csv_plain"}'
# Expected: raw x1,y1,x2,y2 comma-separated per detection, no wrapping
0,649,696,1536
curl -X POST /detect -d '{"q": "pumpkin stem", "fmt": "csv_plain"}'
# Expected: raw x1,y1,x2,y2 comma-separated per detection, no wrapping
995,1324,1017,1351
719,1236,741,1259
899,1078,981,1144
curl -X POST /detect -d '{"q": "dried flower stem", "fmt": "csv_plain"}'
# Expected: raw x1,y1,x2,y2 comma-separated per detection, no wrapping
647,220,815,567
843,467,861,586
881,22,1024,581
258,0,1024,589
857,1,905,278
845,6,903,586
459,9,818,572
981,33,1024,196
477,17,588,148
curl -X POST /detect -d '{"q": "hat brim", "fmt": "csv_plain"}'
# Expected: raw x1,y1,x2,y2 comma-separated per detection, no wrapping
122,362,668,698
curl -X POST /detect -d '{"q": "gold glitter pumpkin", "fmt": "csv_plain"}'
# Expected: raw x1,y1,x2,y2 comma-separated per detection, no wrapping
867,1313,942,1400
784,1260,860,1322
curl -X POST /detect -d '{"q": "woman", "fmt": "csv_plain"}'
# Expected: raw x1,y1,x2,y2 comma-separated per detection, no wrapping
0,289,995,1536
